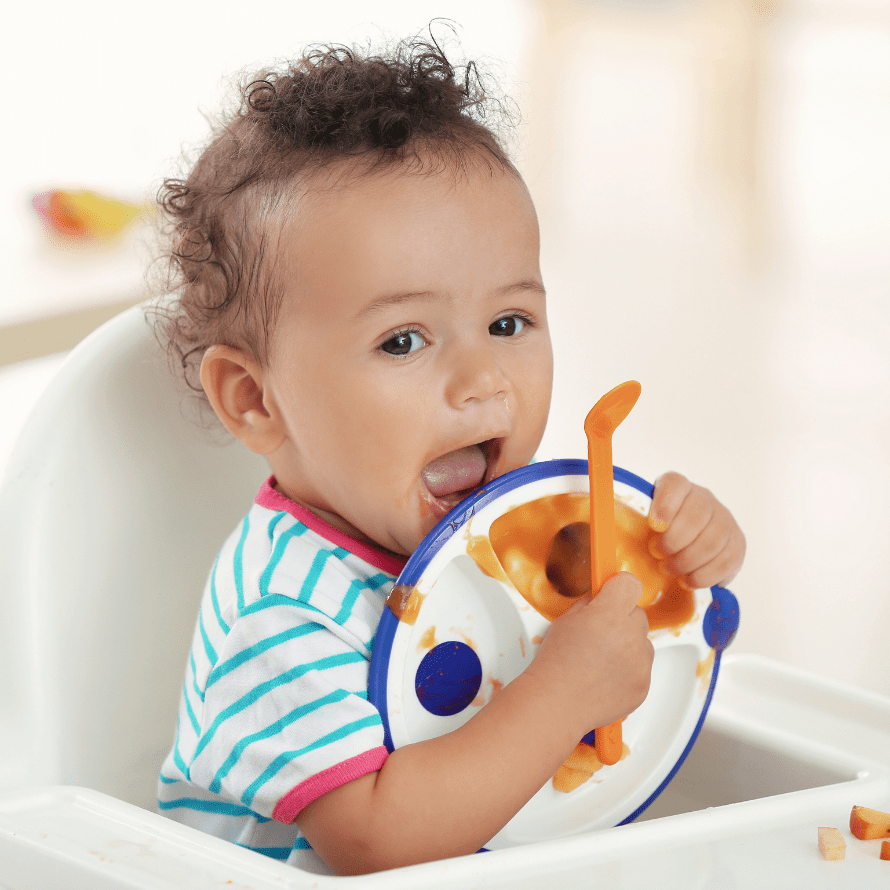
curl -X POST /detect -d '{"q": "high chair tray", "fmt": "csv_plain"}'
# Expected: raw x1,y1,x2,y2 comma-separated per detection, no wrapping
1,657,889,889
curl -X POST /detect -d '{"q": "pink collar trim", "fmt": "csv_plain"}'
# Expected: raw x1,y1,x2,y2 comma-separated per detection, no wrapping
255,477,407,577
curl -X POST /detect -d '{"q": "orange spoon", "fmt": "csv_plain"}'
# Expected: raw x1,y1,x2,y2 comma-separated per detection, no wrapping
584,380,642,765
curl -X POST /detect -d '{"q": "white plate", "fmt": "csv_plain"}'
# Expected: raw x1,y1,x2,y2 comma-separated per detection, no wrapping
368,460,739,850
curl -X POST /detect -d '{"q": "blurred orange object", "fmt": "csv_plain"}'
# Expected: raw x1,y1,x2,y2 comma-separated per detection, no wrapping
32,189,147,238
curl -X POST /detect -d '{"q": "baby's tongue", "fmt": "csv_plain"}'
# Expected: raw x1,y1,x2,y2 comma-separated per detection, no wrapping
421,444,487,498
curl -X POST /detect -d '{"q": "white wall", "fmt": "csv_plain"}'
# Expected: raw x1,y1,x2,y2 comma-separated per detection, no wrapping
0,1,533,322
2,0,888,696
526,0,890,697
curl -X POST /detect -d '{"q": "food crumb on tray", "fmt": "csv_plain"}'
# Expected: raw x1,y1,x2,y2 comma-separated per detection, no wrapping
817,827,846,861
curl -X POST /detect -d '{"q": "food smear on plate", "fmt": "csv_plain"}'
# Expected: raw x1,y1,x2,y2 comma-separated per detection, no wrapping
466,533,511,585
478,492,696,630
418,625,438,651
387,491,701,793
466,492,698,791
386,584,425,625
553,740,631,793
697,649,716,694
545,521,591,599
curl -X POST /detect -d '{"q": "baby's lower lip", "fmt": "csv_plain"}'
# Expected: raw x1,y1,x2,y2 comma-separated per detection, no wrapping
418,482,480,523
422,486,473,514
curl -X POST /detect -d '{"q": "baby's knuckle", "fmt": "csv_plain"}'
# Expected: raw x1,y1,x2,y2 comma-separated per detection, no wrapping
688,487,715,520
686,569,706,589
658,470,688,489
668,551,691,574
633,672,652,706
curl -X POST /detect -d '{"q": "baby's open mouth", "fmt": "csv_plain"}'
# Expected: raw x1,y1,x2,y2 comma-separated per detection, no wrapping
420,439,503,506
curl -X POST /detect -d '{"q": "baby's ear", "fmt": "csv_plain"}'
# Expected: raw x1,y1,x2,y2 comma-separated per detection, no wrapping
199,345,285,455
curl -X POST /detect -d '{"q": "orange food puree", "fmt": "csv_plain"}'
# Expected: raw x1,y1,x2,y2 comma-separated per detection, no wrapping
553,741,631,792
386,584,425,625
475,492,695,631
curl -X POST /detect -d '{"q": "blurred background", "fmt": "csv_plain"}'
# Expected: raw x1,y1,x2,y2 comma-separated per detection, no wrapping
1,0,888,697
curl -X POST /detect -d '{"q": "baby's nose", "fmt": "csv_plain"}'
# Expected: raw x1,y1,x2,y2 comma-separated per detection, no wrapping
445,341,510,407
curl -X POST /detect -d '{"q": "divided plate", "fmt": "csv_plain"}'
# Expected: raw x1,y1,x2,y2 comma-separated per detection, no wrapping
368,460,739,849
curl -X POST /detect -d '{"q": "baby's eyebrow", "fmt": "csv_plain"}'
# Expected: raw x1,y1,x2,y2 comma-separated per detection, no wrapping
357,290,436,318
499,279,547,299
356,279,546,319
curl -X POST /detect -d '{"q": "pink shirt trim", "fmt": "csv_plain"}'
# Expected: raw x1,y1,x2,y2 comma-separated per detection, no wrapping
256,477,407,577
273,746,389,823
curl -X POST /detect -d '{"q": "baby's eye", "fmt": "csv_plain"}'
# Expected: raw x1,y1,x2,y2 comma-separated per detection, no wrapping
489,315,529,337
380,329,428,356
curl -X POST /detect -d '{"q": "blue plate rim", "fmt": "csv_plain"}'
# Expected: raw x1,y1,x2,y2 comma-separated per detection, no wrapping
367,459,728,832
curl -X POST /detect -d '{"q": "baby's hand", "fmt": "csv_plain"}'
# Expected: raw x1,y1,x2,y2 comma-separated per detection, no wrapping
647,472,745,589
528,572,654,734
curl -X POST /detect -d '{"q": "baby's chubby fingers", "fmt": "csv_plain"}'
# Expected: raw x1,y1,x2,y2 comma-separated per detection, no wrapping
531,573,654,731
590,570,650,620
558,572,649,635
585,572,653,719
647,472,746,588
647,472,702,540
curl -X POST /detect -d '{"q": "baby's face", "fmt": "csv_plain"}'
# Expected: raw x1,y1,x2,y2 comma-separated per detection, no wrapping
264,158,553,556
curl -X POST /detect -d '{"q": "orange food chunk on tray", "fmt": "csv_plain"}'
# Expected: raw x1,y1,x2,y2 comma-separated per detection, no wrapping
849,805,890,841
817,827,846,861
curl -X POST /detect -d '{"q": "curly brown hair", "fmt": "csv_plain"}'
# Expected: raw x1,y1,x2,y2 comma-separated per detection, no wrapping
150,31,518,402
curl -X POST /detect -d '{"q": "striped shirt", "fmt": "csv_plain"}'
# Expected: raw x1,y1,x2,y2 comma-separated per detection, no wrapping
158,478,406,871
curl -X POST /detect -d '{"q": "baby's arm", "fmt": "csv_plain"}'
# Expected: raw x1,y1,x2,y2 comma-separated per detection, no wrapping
297,572,653,875
647,472,746,588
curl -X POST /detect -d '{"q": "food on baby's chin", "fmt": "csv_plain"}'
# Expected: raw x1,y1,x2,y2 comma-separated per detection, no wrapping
817,827,846,860
849,805,890,840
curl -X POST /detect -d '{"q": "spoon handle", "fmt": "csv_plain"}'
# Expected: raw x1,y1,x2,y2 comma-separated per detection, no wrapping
584,381,641,766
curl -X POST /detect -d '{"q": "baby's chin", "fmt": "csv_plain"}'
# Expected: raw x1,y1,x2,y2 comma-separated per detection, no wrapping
381,491,459,557
387,484,473,555
388,462,517,556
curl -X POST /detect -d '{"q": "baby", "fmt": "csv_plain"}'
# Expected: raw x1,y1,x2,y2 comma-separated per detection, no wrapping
155,37,745,875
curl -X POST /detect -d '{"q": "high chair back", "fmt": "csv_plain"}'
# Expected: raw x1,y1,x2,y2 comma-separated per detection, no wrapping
0,304,267,809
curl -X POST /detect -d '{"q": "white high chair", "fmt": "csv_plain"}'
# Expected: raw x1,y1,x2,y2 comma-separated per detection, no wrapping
1,304,889,889
0,303,267,808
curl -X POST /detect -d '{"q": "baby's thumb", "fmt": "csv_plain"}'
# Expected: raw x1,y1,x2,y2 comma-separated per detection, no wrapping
594,572,644,614
560,591,593,618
